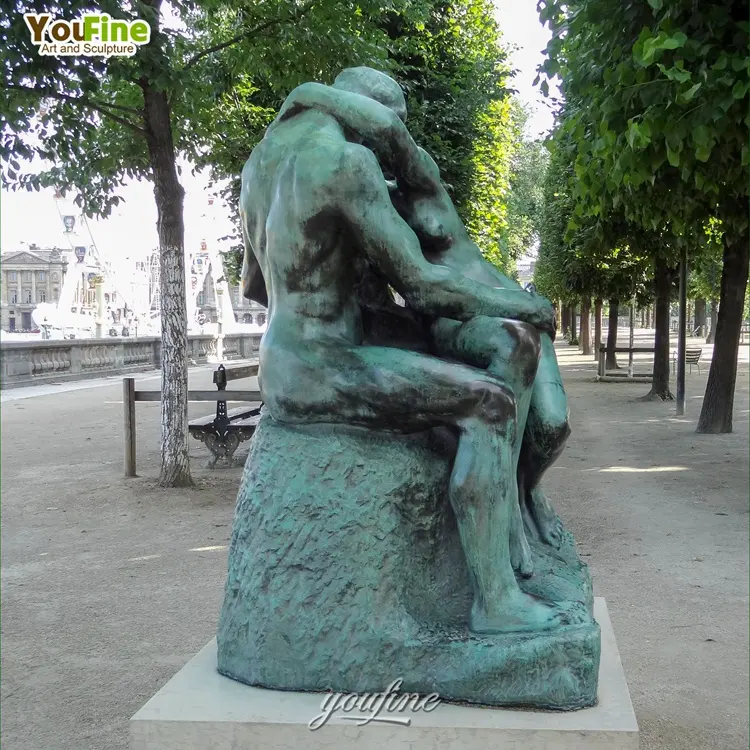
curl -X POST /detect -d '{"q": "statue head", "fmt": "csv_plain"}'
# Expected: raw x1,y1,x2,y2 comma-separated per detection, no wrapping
332,67,407,123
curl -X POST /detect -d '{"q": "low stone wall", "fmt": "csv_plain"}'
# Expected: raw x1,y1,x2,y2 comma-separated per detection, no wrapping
0,333,262,390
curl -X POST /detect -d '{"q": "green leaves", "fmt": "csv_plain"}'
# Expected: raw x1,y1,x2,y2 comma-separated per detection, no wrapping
627,119,651,149
732,80,749,99
669,32,688,48
637,30,688,66
680,82,702,101
536,0,749,250
657,63,691,83
692,124,711,147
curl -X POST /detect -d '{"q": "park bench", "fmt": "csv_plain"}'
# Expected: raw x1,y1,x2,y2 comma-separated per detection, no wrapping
672,348,702,374
123,364,262,477
188,364,263,468
597,344,655,380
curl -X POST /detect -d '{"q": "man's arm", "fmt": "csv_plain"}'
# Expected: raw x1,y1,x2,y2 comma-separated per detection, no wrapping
276,84,553,332
276,83,527,294
276,85,525,297
342,145,552,328
390,150,555,336
239,205,269,307
276,83,433,192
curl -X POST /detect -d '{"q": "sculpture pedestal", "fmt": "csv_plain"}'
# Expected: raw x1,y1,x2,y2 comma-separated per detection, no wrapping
217,416,600,710
131,599,638,750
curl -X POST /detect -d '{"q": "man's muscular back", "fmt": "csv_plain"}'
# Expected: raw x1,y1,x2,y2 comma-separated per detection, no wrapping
240,109,379,344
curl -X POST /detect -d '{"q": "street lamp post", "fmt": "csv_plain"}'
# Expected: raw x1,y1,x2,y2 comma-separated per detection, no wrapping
216,286,224,362
95,278,105,339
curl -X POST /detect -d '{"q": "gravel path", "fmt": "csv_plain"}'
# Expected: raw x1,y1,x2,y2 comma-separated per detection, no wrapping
1,336,747,750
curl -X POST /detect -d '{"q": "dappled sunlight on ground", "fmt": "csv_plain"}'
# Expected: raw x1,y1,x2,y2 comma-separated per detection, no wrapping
583,466,690,473
0,333,746,750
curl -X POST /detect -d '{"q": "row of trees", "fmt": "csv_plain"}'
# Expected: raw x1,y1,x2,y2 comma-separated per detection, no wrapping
215,1,543,283
1,0,535,485
533,0,748,431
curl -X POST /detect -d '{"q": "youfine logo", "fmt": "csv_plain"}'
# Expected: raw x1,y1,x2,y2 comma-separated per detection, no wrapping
24,13,151,57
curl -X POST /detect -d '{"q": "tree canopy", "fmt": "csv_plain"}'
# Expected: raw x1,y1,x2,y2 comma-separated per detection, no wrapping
537,0,748,240
210,0,532,282
2,0,539,480
535,0,749,428
1,0,423,486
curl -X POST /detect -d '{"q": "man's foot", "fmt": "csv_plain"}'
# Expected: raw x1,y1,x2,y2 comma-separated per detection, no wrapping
526,487,564,548
469,591,582,635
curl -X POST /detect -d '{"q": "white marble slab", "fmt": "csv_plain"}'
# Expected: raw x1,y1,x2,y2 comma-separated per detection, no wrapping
131,597,639,749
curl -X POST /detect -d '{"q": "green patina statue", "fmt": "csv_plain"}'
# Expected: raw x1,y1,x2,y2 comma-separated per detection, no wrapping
217,67,600,710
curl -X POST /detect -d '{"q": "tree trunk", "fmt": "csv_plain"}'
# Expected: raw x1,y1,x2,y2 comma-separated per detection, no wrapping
570,305,577,343
707,299,718,343
697,230,750,433
561,305,571,338
594,297,603,361
580,297,591,355
606,298,619,369
694,298,706,337
645,257,675,400
640,308,646,328
142,81,193,487
645,305,651,329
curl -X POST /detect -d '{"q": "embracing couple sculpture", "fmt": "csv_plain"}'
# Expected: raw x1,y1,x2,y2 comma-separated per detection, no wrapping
218,67,600,709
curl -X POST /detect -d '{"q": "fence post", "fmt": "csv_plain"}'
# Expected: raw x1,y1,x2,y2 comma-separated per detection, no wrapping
123,377,137,477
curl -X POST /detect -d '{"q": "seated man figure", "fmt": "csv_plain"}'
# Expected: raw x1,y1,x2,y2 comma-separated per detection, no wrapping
247,68,571,576
240,67,571,633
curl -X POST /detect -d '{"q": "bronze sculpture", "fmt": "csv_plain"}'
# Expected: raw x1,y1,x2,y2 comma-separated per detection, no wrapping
218,67,599,709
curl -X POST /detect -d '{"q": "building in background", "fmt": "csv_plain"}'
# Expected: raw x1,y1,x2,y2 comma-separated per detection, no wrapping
516,257,537,289
1,243,268,334
197,273,267,326
0,245,67,331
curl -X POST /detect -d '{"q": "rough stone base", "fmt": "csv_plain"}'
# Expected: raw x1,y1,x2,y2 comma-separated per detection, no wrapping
217,415,600,710
132,601,635,750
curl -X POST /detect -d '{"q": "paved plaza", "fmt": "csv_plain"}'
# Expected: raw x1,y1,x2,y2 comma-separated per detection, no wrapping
1,333,748,750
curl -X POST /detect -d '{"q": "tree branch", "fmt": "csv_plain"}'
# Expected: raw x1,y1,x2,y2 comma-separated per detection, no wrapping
182,0,319,72
5,85,146,135
91,100,144,115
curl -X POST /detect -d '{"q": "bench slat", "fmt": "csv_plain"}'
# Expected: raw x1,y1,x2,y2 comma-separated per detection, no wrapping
189,415,218,427
598,345,655,353
189,404,262,428
135,390,262,402
190,415,262,432
223,364,259,382
234,415,262,428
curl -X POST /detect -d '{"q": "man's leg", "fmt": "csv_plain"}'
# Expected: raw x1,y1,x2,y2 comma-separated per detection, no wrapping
428,316,541,578
261,339,572,633
519,334,571,547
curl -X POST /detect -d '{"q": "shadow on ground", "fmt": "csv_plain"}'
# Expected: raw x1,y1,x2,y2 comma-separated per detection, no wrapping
1,345,748,750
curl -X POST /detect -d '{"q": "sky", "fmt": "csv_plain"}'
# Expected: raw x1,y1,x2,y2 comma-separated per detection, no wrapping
0,1,555,263
494,0,557,138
